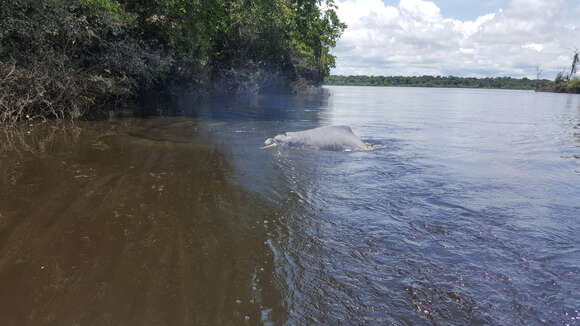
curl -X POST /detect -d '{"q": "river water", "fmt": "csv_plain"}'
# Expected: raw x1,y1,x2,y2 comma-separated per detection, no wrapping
0,86,579,325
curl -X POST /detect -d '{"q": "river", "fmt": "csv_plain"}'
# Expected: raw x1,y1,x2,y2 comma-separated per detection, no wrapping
0,86,579,325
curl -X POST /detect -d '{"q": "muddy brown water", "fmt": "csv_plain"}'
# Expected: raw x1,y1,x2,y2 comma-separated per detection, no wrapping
0,118,282,326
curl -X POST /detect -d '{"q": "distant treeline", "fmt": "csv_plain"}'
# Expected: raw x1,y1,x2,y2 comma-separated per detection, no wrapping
0,0,345,122
324,75,551,90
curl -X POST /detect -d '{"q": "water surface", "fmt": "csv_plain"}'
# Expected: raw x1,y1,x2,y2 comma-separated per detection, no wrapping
1,86,579,325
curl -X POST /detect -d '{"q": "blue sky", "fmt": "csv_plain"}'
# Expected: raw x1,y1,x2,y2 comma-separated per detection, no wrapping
331,0,580,78
383,0,510,20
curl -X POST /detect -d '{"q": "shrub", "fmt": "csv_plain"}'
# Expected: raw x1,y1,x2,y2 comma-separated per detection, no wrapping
0,60,92,122
565,79,580,93
0,0,172,122
1,0,345,122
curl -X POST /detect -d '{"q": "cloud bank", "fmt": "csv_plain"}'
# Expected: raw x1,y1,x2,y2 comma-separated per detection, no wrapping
332,0,580,78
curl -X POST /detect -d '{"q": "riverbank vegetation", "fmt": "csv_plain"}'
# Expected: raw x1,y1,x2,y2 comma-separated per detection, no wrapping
539,51,580,94
539,79,580,94
0,0,345,122
324,75,551,90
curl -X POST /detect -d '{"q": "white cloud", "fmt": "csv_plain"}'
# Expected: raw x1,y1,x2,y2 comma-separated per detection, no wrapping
331,0,580,78
522,43,544,52
399,0,441,22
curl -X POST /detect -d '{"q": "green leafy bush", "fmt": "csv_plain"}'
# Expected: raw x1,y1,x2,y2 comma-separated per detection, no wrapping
1,0,345,122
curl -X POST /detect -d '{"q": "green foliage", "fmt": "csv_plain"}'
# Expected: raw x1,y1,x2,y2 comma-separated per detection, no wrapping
1,0,345,121
567,79,580,93
116,0,345,85
542,51,580,94
0,0,174,121
283,0,345,84
79,0,127,17
544,78,580,94
325,75,551,90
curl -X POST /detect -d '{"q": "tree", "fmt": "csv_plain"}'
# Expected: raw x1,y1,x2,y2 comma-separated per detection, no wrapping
570,49,579,79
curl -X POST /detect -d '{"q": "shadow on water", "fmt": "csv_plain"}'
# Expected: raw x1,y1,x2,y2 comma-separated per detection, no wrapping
0,119,283,326
136,88,330,123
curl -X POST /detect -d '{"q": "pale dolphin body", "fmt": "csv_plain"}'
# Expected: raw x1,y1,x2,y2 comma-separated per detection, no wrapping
261,125,380,152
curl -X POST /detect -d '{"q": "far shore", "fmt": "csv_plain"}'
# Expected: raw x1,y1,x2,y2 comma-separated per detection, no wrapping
324,75,551,91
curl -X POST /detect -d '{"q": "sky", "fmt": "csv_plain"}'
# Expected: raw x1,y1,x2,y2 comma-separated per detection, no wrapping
330,0,580,78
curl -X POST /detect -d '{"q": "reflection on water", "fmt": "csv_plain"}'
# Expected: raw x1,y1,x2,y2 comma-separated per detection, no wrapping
1,88,580,326
0,119,282,326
